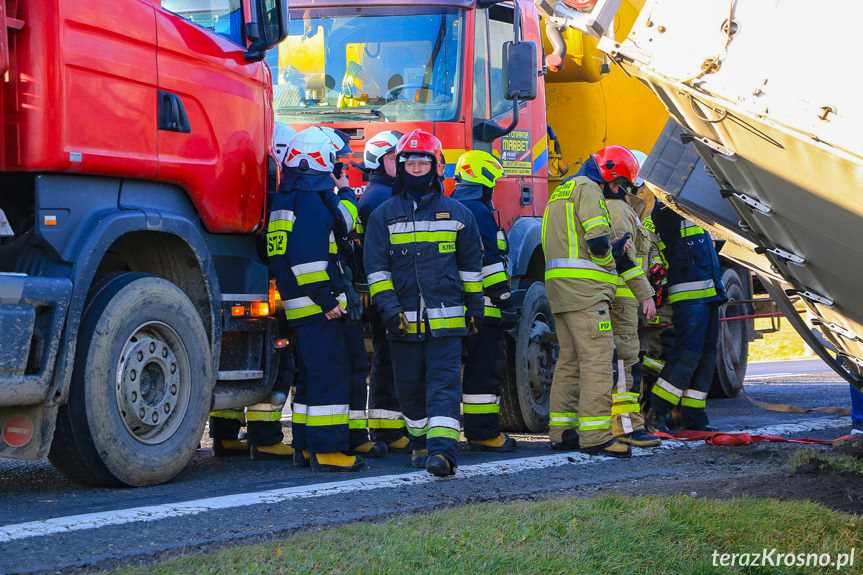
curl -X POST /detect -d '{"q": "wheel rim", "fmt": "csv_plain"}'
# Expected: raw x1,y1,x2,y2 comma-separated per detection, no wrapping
526,311,555,406
718,286,746,390
115,321,191,445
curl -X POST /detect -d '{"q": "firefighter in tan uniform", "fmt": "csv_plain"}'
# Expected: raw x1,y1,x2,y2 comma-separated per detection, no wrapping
542,146,641,458
603,148,661,448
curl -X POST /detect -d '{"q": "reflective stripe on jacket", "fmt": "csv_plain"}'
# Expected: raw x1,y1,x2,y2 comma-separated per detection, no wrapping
364,188,484,339
542,176,617,313
267,172,346,325
652,203,727,306
450,182,510,320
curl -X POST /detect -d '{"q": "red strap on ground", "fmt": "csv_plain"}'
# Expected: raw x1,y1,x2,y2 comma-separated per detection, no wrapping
650,430,850,446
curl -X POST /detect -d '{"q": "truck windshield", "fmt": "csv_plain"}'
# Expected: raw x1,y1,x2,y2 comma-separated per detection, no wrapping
267,6,463,124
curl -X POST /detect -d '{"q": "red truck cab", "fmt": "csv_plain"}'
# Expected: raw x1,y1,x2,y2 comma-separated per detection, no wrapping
0,0,289,487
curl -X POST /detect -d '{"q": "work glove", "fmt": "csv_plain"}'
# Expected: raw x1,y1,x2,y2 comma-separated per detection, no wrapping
343,280,364,323
466,314,482,336
500,308,519,330
385,312,410,337
611,232,632,259
653,283,666,307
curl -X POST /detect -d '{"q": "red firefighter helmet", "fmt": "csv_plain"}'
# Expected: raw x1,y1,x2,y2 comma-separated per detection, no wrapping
593,145,639,185
395,129,445,176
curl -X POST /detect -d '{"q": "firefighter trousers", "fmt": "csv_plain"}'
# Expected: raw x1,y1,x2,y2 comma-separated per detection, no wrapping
367,307,407,443
610,300,645,436
549,302,615,448
344,321,373,449
292,316,352,454
390,334,462,464
650,301,720,428
462,322,505,441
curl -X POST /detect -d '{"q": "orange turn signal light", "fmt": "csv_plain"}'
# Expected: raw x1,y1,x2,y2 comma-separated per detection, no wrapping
231,305,245,317
250,301,270,316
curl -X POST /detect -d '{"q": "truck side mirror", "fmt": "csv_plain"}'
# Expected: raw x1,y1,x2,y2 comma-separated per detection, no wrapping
503,41,537,101
245,0,290,63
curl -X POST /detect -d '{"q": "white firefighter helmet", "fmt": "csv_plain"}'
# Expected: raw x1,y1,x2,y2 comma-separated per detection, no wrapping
363,130,404,170
272,121,297,165
631,149,648,187
284,126,340,173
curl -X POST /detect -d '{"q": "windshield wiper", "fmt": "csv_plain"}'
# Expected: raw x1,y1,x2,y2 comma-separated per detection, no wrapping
287,108,389,121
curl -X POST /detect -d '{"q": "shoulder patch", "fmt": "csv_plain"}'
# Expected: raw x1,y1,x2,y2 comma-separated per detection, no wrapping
435,212,451,220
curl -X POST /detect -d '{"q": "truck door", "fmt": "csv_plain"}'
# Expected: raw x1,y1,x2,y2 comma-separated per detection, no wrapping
471,2,548,226
50,0,159,177
155,1,268,233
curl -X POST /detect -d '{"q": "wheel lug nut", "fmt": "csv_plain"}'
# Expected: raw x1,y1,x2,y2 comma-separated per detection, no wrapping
171,384,177,395
149,342,156,353
137,351,144,362
131,391,137,402
164,403,170,413
152,413,159,423
139,408,145,419
130,370,136,381
171,364,177,374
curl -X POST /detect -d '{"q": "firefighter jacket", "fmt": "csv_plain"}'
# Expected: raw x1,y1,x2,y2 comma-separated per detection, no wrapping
450,182,511,320
542,170,617,314
652,201,727,306
355,172,397,294
267,171,346,325
605,192,654,304
363,187,484,340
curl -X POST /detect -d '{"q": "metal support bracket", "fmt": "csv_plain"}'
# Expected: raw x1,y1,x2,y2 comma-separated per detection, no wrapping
755,245,806,267
811,318,862,343
785,288,833,307
720,189,773,216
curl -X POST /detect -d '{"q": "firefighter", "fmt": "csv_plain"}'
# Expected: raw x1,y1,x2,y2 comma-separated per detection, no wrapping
451,150,518,452
363,129,484,477
601,146,661,449
209,122,298,461
355,130,412,453
648,199,727,433
316,126,388,461
266,126,365,472
542,146,640,458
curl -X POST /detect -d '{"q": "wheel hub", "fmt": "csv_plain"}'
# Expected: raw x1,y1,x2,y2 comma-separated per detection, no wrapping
116,331,182,443
527,315,555,403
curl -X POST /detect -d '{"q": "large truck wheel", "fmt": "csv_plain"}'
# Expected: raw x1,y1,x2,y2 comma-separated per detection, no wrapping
49,273,212,487
499,281,555,432
711,266,751,398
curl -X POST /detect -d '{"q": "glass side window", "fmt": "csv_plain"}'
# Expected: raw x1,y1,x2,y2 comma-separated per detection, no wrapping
488,4,514,119
161,0,244,46
472,9,490,122
268,6,463,124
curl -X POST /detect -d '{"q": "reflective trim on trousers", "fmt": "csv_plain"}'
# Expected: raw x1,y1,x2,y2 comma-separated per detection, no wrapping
405,415,429,437
578,416,612,430
428,416,461,440
462,393,500,414
550,412,578,427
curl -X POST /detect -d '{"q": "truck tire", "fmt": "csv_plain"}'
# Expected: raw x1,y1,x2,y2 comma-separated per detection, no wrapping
711,266,751,398
499,281,555,432
49,273,212,487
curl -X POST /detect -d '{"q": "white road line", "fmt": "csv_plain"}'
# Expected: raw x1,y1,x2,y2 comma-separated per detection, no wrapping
0,416,851,544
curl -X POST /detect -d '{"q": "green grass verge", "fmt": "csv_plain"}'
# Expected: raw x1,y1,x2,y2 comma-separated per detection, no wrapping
114,495,861,575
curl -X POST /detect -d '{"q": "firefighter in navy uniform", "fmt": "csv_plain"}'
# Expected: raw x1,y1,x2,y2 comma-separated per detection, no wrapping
648,199,727,433
266,126,364,472
451,150,518,452
364,129,484,477
355,130,411,453
316,126,388,461
209,121,298,460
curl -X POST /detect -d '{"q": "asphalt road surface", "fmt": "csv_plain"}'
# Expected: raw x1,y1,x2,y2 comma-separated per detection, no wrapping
0,358,855,574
